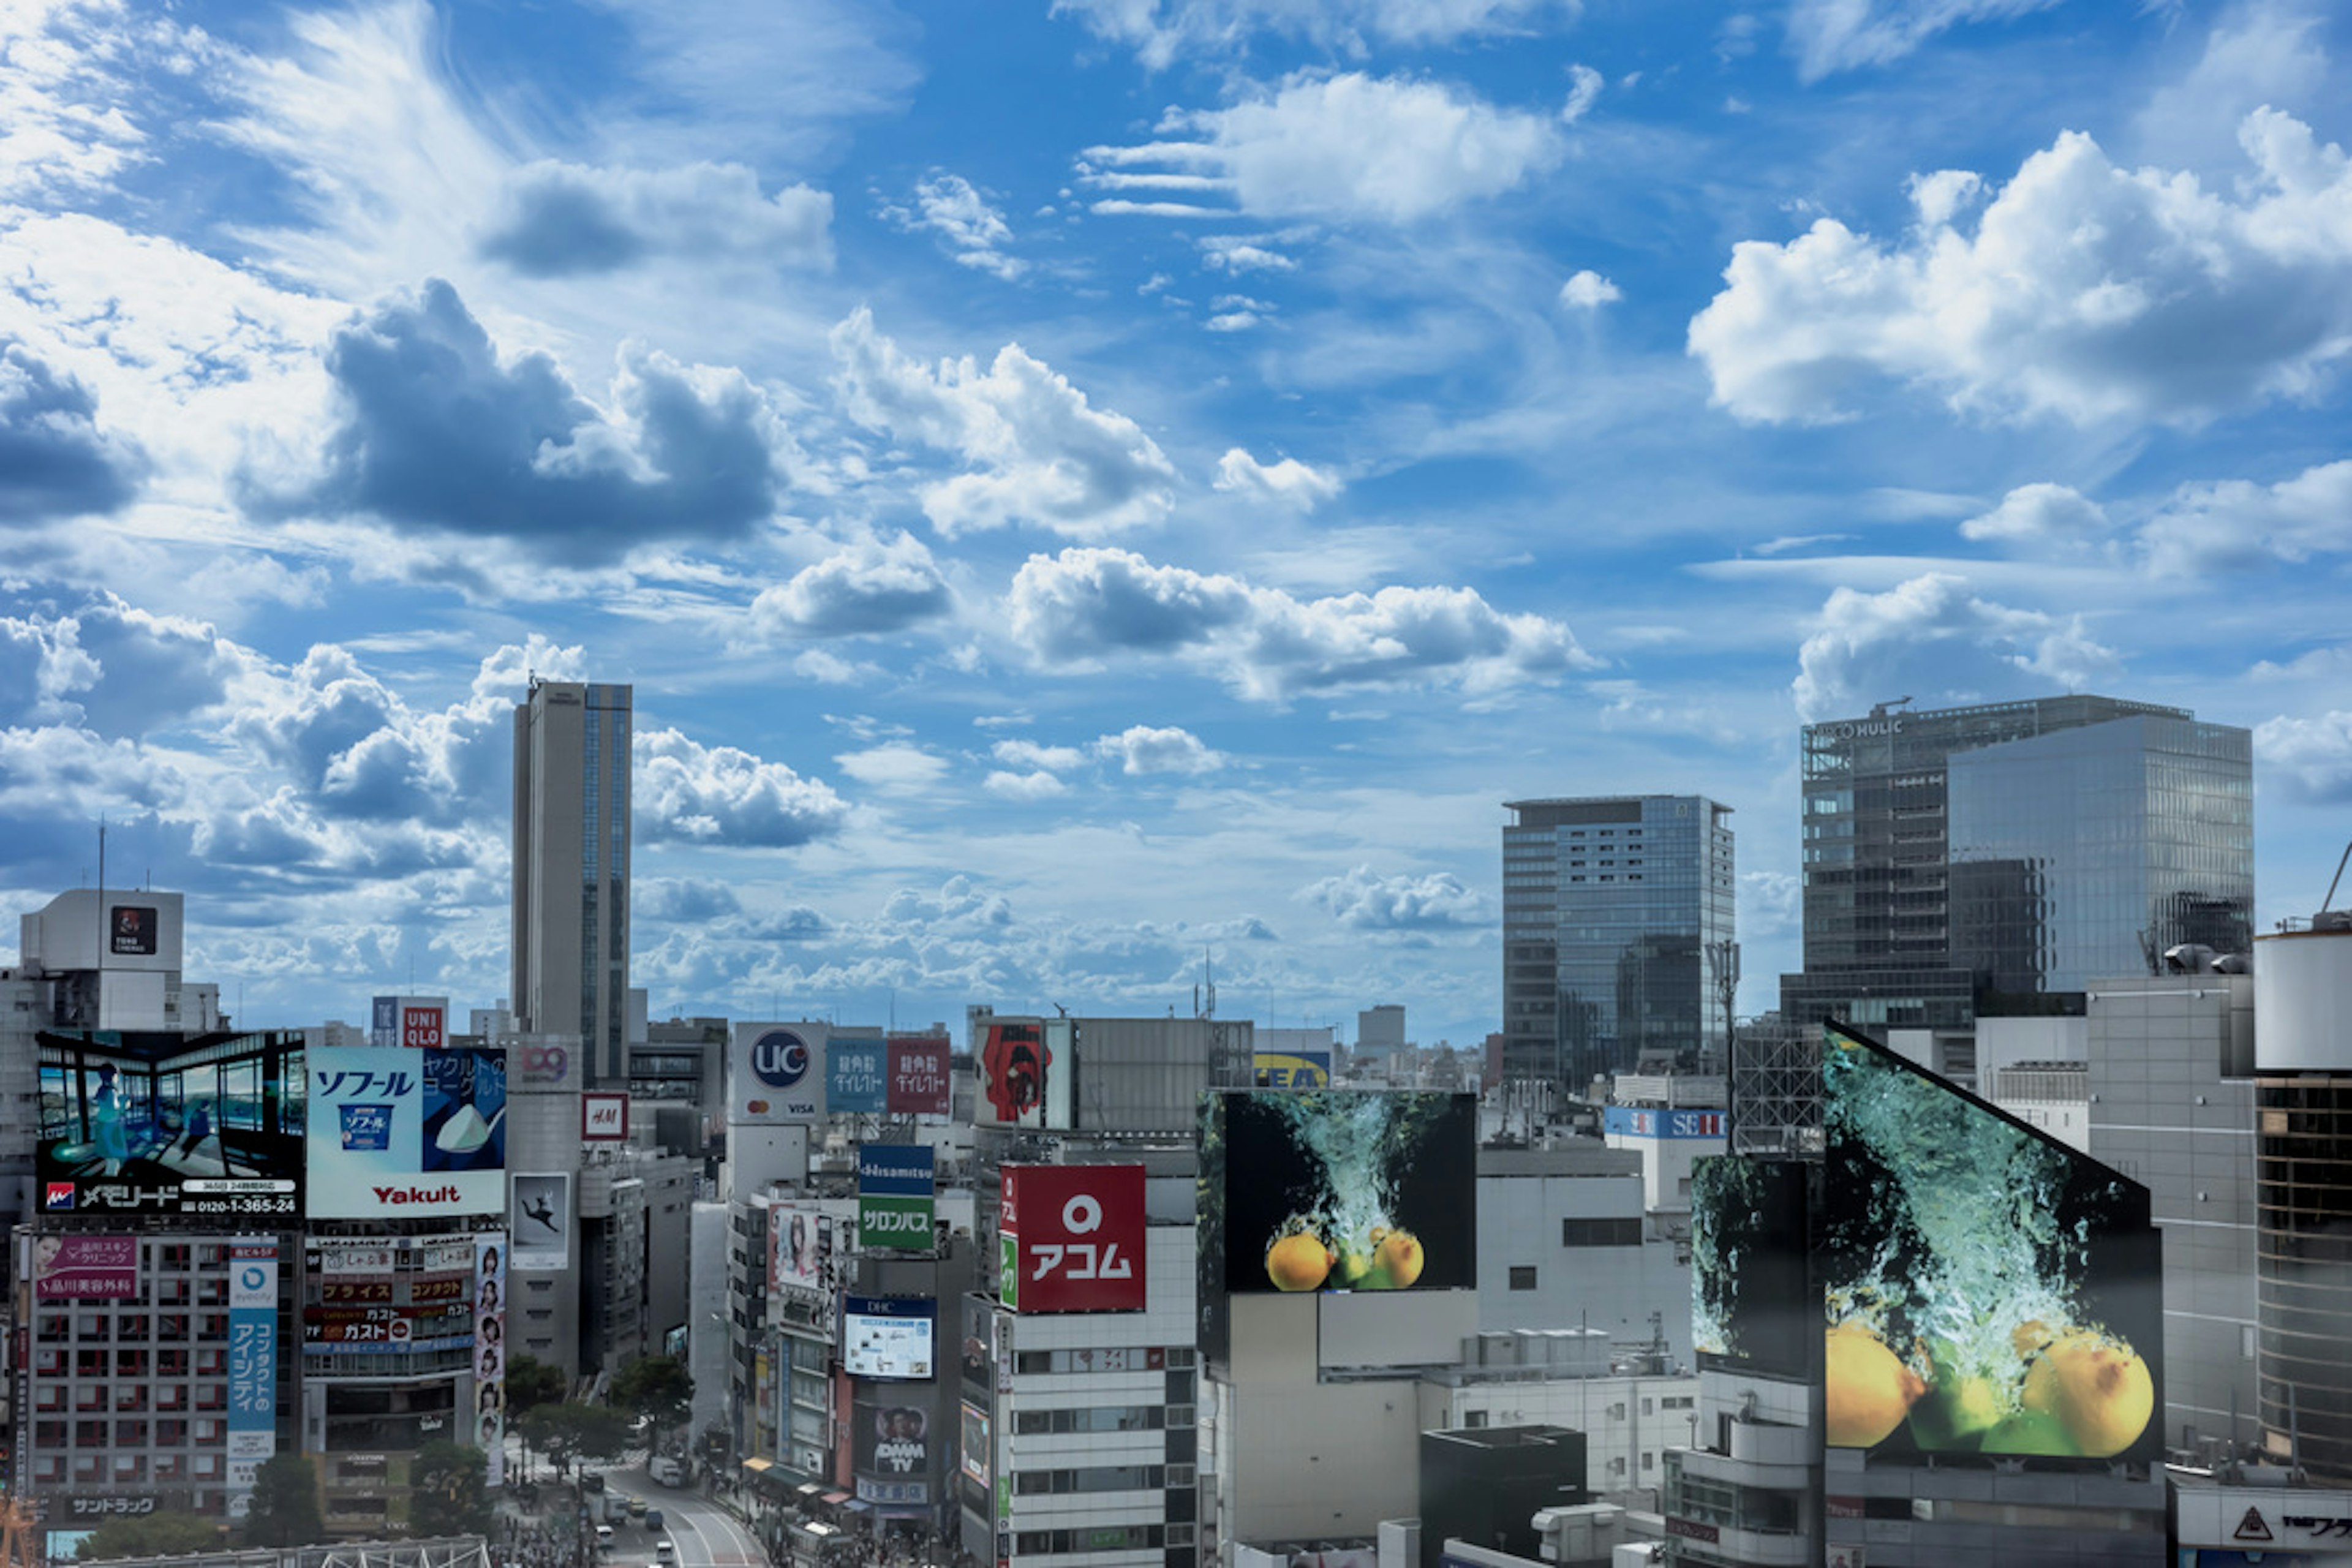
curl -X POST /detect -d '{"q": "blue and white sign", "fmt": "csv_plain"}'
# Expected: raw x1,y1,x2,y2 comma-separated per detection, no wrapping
1603,1107,1728,1139
858,1144,935,1196
733,1023,827,1124
227,1238,277,1480
829,1038,887,1116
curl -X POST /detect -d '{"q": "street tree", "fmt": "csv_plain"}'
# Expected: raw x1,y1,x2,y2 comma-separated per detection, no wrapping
410,1441,492,1537
242,1453,326,1547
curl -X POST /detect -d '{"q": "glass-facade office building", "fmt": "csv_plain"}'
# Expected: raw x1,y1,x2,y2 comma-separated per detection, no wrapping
1784,696,2252,1030
1502,795,1736,1088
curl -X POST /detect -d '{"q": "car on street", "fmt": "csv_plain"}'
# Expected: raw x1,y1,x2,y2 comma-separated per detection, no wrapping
655,1542,674,1561
644,1510,665,1531
625,1498,647,1518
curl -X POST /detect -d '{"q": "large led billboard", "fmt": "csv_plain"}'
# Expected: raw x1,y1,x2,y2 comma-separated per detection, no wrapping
306,1046,507,1218
1821,1021,2162,1463
1690,1156,1815,1379
1000,1163,1146,1313
1199,1090,1476,1298
37,1030,304,1218
843,1296,934,1379
974,1017,1072,1129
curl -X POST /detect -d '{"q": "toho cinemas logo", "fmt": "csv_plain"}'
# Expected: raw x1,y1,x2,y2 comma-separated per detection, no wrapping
373,1182,462,1206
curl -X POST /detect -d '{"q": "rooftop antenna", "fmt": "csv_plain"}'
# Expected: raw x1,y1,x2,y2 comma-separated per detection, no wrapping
2323,839,2352,915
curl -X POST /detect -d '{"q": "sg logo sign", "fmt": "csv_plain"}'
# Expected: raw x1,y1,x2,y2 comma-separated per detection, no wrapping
1028,1193,1133,1283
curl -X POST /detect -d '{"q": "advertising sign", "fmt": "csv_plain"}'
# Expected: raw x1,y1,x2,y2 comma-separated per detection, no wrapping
1199,1090,1476,1298
476,1234,507,1485
859,1145,937,1252
1691,1156,1815,1378
510,1173,572,1271
830,1038,887,1117
733,1022,827,1123
974,1018,1072,1129
306,1046,505,1218
887,1036,952,1118
581,1092,629,1141
226,1239,277,1479
33,1235,138,1299
999,1164,1147,1313
370,996,449,1050
37,1029,305,1218
771,1200,823,1292
512,1038,579,1093
1253,1050,1333,1090
110,904,158,955
854,1403,932,1506
960,1401,990,1487
1820,1022,2162,1463
843,1296,934,1379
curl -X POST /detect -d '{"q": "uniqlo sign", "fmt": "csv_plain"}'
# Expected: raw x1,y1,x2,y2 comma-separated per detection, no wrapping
402,1005,445,1050
1000,1164,1145,1314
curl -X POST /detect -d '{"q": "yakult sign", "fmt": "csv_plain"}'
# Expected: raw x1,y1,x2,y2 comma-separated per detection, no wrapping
998,1164,1146,1313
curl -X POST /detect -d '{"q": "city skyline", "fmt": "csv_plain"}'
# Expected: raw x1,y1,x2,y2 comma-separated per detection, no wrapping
5,3,2352,1044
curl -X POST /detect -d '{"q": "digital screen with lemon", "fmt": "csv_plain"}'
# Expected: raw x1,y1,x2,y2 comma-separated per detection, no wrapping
1200,1090,1476,1295
1820,1022,2163,1463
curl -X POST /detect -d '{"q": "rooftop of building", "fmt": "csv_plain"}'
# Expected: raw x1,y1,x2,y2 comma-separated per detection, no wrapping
1477,1142,1643,1178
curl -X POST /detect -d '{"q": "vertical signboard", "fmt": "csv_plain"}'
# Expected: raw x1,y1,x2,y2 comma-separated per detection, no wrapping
886,1036,951,1119
974,1018,1072,1129
999,1164,1147,1313
110,903,159,954
733,1023,827,1123
371,996,448,1049
829,1038,887,1116
510,1173,572,1271
306,1046,506,1218
858,1145,937,1252
227,1237,278,1509
477,1234,508,1485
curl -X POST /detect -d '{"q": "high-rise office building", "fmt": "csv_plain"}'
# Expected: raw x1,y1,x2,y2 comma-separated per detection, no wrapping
512,678,633,1085
1502,796,1736,1088
1780,695,2252,1033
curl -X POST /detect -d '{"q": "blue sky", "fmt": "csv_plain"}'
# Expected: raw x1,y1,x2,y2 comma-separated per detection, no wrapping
4,0,2350,1046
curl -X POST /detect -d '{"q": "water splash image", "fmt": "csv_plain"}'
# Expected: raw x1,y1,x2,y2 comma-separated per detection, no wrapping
1264,1091,1453,1280
1823,1033,2146,1450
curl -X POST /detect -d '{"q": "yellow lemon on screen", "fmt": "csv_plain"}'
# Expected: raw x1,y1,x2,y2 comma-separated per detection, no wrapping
2022,1330,2154,1458
1266,1231,1334,1292
1825,1322,1926,1448
1373,1229,1425,1289
1981,1411,2081,1457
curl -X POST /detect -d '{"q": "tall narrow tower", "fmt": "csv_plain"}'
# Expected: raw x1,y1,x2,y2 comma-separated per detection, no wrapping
513,677,633,1085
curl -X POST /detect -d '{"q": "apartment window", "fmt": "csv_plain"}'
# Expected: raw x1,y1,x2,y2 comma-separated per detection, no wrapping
1463,1410,1488,1428
1562,1218,1643,1247
1509,1266,1537,1291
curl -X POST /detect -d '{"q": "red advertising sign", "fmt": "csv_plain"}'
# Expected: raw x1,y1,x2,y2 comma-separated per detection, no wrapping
1000,1164,1146,1313
581,1092,629,1141
886,1037,951,1118
402,1005,446,1050
34,1235,138,1300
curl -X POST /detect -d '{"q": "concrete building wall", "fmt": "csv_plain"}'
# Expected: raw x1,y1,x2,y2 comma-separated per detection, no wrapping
1478,1157,1692,1368
2086,972,2258,1453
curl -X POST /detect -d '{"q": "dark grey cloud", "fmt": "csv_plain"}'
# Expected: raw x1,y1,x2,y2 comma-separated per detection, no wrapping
271,280,784,562
0,343,144,522
478,160,832,279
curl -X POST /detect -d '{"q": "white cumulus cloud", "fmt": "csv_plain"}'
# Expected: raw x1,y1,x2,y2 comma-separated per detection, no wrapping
1689,110,2352,428
1082,72,1561,225
831,308,1176,539
1095,724,1224,775
1792,573,2120,722
1214,448,1341,511
2256,710,2352,803
2137,459,2352,576
1559,269,1621,309
637,726,850,845
1299,864,1490,930
750,533,954,638
1958,482,2111,550
1006,546,1591,701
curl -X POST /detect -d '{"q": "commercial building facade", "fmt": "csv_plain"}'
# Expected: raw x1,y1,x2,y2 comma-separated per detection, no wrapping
1502,796,1736,1090
512,678,633,1086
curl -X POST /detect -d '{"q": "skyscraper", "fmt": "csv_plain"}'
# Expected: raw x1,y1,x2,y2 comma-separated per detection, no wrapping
1781,695,2252,1033
512,678,633,1085
1501,794,1736,1088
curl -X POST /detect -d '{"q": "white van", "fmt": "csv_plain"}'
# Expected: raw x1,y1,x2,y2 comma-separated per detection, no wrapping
649,1455,685,1487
